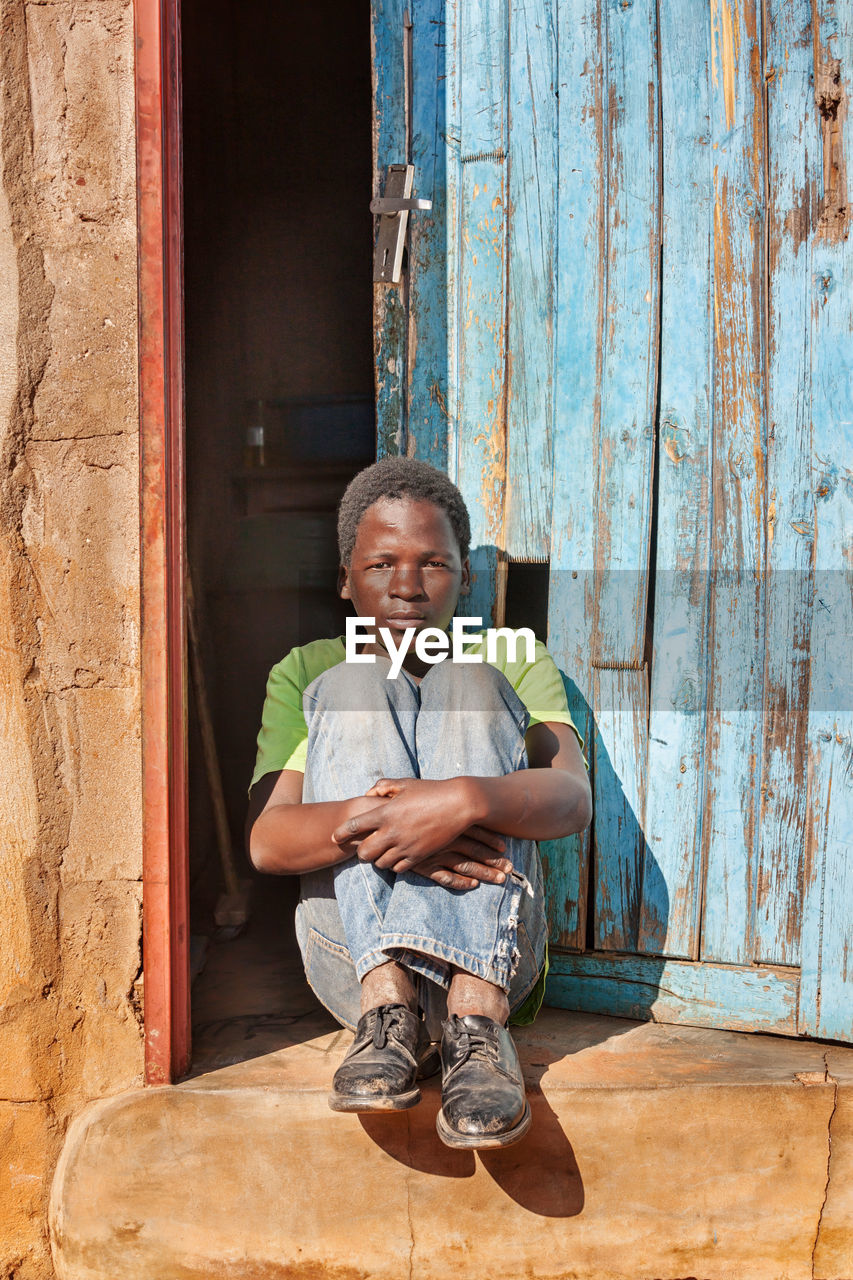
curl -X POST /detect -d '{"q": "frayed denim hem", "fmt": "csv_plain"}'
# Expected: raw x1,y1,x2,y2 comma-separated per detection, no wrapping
382,865,528,992
353,936,515,992
377,933,517,993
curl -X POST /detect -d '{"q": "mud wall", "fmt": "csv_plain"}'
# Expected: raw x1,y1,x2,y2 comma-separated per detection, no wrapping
0,1,143,1275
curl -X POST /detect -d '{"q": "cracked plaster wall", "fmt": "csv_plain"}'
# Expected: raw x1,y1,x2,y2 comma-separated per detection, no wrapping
0,1,142,1276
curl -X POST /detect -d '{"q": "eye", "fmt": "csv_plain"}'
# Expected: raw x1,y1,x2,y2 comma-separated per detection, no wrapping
426,560,448,568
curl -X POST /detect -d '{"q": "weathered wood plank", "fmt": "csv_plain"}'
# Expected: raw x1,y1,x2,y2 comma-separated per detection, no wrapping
543,0,604,949
454,0,508,625
588,0,659,959
800,726,853,1040
406,0,451,471
754,0,821,967
592,668,649,951
443,0,461,490
638,0,714,960
457,160,508,623
504,0,557,559
797,0,853,1041
592,0,659,667
372,0,409,456
456,0,507,155
547,952,799,1035
699,0,768,965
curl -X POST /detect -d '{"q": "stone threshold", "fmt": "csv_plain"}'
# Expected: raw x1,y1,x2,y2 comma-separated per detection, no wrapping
49,1008,853,1280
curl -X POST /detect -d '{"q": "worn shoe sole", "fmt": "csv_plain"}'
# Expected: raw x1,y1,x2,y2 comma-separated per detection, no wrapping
328,1045,441,1113
435,1098,532,1149
328,1084,422,1113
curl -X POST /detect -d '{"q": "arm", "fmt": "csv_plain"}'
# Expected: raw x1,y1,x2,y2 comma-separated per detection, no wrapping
332,721,592,874
462,720,592,839
247,768,379,874
246,768,513,889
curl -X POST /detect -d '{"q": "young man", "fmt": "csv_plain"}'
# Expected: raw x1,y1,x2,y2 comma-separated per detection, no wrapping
248,457,591,1149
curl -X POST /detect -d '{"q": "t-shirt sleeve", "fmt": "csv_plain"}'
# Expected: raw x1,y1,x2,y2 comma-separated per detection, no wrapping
250,647,310,788
518,642,587,766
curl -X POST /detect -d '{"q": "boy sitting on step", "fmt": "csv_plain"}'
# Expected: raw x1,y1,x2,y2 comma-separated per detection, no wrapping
247,456,591,1149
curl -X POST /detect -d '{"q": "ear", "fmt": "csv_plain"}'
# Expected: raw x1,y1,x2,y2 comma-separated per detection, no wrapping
337,563,351,600
459,556,471,595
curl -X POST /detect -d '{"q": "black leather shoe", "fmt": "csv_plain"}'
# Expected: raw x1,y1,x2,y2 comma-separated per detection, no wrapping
329,1004,440,1112
436,1013,531,1149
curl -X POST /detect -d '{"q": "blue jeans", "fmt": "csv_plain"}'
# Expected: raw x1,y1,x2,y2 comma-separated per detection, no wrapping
294,657,548,1038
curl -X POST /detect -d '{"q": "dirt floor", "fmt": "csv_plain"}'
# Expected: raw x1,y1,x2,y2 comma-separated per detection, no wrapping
188,876,339,1077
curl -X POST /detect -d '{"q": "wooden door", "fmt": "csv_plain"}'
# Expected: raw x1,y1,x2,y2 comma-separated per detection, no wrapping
370,0,852,1041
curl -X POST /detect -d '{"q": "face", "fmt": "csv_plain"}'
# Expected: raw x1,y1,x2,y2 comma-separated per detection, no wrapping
339,497,470,654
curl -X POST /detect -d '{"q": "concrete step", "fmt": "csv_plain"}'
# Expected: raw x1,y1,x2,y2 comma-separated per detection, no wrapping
50,1009,853,1280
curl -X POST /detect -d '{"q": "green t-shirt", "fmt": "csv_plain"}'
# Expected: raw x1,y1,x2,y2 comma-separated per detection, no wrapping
251,632,584,788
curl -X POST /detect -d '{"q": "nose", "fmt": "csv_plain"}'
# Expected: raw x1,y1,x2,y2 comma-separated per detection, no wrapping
388,566,426,600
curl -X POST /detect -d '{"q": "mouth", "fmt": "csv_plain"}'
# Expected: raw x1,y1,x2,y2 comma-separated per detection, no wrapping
383,614,426,629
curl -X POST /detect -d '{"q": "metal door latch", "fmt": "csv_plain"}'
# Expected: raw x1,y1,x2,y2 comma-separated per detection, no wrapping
372,163,432,284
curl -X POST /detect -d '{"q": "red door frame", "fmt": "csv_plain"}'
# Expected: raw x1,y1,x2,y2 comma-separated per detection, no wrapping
134,0,190,1084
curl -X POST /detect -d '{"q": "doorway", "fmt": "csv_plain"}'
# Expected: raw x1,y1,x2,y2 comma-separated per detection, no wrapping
180,0,375,1071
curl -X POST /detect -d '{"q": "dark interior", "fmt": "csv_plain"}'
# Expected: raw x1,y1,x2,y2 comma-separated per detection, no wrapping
181,0,375,1009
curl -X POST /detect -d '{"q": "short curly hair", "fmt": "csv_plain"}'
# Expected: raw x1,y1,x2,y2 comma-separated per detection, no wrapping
337,456,471,565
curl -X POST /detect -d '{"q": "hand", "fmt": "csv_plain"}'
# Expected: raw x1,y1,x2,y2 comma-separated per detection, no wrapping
332,777,493,867
363,777,426,799
407,844,513,891
331,777,509,887
335,824,512,891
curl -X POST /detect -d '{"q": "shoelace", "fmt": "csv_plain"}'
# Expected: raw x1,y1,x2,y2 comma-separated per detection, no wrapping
371,1006,406,1050
449,1021,499,1070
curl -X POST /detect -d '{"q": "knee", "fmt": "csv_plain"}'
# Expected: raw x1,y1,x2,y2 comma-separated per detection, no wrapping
305,654,409,713
422,655,518,715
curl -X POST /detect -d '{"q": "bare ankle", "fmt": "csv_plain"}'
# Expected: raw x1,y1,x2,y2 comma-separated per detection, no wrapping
360,961,416,1015
447,970,510,1024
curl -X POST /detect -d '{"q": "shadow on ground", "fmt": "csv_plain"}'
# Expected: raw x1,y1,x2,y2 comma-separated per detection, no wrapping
359,1070,585,1217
